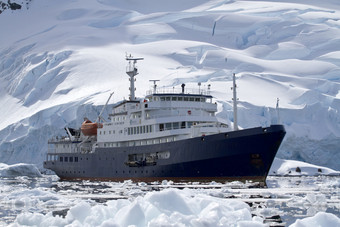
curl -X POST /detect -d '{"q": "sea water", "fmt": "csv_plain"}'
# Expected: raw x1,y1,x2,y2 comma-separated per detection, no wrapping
0,175,339,226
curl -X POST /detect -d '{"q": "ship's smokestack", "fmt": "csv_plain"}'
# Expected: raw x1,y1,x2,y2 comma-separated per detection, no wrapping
181,83,185,93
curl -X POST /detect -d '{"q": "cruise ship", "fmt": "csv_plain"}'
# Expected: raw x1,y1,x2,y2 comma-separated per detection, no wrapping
44,55,286,183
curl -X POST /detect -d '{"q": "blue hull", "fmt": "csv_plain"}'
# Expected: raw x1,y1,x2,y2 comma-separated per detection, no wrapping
44,125,286,183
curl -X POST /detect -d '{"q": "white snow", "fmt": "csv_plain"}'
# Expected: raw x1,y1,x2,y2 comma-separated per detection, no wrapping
0,0,340,178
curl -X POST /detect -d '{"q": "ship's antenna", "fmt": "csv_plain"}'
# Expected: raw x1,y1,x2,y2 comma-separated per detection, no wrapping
126,54,144,100
232,73,238,131
198,82,201,94
276,98,281,124
149,80,160,94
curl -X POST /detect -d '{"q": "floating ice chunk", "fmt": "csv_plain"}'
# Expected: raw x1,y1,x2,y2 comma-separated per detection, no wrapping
290,212,340,227
66,201,91,223
14,212,45,226
145,189,193,215
0,163,42,178
115,200,145,227
269,158,340,176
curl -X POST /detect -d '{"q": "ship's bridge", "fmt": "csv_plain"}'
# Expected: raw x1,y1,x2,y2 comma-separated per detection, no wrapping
145,93,216,113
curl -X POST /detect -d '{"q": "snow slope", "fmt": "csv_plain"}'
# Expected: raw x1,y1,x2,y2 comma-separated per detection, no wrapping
0,0,340,170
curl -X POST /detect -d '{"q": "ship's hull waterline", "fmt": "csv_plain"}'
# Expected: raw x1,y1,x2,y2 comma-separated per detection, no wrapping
44,125,286,183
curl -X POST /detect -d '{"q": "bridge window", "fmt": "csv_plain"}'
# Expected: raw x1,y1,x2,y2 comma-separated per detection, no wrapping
165,123,172,130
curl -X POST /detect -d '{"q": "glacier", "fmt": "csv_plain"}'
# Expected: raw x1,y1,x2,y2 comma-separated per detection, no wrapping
0,0,339,171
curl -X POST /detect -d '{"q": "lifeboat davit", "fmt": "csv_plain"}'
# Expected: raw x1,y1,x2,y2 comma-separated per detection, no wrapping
81,119,103,136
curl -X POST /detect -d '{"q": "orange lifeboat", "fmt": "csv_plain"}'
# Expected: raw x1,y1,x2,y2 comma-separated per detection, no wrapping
81,119,103,136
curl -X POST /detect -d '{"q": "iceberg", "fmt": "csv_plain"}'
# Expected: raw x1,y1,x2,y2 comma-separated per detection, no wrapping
0,163,42,178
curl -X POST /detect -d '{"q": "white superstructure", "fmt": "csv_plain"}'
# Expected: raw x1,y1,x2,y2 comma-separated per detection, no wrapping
96,56,230,148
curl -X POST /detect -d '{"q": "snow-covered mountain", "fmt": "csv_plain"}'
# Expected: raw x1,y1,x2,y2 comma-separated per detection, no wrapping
0,0,339,170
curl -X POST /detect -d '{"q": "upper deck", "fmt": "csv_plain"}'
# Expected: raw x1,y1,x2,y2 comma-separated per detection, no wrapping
111,86,216,116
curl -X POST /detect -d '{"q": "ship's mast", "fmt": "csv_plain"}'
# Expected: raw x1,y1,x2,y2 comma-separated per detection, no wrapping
276,98,281,124
149,80,160,94
232,73,239,131
126,54,144,101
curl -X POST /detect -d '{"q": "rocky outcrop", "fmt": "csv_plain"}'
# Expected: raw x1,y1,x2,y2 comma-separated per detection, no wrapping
0,0,32,14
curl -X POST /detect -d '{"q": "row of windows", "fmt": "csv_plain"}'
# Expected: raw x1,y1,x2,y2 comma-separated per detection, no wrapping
47,155,58,161
159,121,199,131
150,96,210,103
99,129,123,135
60,156,79,162
56,144,73,149
128,125,153,135
100,121,205,139
103,136,177,148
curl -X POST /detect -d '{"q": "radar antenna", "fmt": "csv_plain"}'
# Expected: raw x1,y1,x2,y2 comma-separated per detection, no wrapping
126,54,144,100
